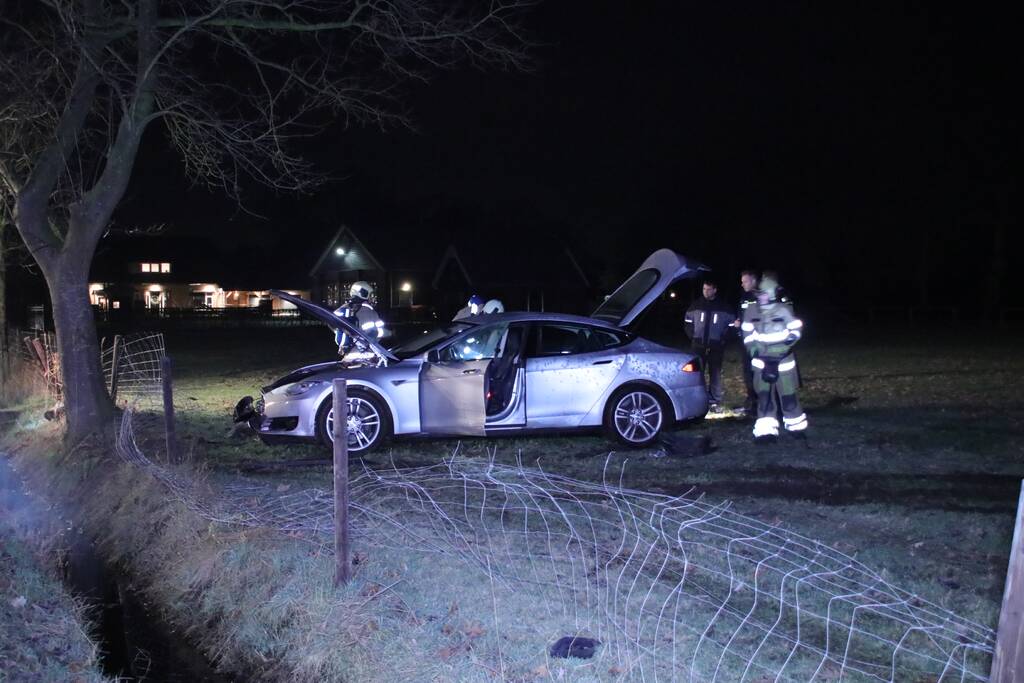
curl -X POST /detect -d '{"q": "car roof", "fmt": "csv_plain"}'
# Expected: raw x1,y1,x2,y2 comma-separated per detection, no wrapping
464,311,627,331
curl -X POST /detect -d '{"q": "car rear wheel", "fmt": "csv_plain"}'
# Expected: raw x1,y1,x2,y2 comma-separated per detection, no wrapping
315,388,391,454
604,385,667,448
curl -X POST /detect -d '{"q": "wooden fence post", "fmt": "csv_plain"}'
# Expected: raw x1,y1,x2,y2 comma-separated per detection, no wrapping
332,379,351,586
161,356,179,464
992,481,1024,682
109,334,123,403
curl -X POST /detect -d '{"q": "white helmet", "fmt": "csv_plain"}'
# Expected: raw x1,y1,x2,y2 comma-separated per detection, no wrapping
483,299,505,314
349,281,373,301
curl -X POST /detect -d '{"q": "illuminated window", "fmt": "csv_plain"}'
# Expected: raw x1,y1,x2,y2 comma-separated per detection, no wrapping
141,263,151,273
161,262,171,273
112,301,121,309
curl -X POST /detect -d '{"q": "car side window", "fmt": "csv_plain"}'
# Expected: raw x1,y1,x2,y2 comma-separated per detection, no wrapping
585,328,628,352
529,324,627,357
438,323,510,362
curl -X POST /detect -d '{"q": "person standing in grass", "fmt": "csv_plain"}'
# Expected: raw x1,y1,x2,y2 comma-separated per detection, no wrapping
685,278,734,413
741,274,808,442
733,269,760,414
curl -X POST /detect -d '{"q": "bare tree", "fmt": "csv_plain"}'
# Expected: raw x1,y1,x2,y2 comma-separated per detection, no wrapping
0,0,531,441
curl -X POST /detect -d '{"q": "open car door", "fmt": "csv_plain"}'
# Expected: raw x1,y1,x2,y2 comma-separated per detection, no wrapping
270,290,398,364
419,321,512,436
590,249,709,327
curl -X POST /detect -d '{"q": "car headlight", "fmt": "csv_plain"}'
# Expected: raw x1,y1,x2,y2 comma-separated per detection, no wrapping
283,380,325,397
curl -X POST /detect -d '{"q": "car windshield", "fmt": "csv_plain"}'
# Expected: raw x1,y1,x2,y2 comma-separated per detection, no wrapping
390,323,475,360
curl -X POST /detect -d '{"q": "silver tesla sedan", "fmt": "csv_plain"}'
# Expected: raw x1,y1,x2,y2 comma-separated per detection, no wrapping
250,249,710,453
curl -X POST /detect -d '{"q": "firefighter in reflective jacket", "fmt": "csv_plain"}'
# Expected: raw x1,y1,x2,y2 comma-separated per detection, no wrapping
333,281,385,354
741,275,807,441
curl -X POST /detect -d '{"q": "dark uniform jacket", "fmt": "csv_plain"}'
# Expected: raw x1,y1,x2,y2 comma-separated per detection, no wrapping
685,296,734,350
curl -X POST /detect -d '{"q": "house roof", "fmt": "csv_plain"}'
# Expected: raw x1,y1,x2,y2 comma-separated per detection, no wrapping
310,224,446,277
432,241,590,289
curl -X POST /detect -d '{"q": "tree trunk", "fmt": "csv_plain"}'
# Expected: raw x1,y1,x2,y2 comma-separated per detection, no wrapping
49,253,113,440
0,217,7,385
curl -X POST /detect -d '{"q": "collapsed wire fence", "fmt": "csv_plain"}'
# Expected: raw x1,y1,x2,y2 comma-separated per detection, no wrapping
3,329,166,408
101,333,166,407
115,407,994,682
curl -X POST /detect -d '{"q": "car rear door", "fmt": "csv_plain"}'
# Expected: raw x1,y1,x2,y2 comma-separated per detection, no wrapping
525,324,626,428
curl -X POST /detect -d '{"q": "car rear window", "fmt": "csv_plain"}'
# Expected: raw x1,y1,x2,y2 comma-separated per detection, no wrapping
530,324,629,357
591,268,660,323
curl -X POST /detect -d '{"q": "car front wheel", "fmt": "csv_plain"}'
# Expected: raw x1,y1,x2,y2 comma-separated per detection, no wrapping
315,388,391,454
604,385,667,448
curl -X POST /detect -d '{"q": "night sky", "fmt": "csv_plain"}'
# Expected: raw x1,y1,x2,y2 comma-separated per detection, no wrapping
112,1,1016,311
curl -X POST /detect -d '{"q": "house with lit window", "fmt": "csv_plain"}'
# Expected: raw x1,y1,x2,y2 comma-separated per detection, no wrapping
87,237,309,317
309,224,443,313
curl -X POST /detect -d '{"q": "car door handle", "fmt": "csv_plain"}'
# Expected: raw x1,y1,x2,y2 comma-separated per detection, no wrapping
592,360,614,365
462,369,481,375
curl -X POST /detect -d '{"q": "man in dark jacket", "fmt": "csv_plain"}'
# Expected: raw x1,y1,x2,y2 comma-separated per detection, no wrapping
685,279,734,411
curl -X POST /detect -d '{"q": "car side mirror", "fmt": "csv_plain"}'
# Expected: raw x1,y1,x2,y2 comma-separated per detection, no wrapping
426,349,441,364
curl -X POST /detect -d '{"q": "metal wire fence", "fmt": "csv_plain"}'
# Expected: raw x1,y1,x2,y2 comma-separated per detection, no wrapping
115,408,994,682
101,333,166,406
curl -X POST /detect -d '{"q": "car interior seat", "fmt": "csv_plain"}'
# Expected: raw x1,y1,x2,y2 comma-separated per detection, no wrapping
485,326,524,415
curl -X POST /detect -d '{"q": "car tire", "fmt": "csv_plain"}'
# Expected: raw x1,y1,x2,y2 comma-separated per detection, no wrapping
315,388,392,455
603,384,669,448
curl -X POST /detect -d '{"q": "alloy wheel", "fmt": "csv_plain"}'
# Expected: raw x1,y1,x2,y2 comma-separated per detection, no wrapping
325,396,382,452
613,391,663,443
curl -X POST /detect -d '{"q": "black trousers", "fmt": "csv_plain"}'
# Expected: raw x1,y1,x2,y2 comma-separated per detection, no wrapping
694,345,724,404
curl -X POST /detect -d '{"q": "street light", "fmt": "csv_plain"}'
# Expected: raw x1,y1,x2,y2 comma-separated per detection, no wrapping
335,247,345,256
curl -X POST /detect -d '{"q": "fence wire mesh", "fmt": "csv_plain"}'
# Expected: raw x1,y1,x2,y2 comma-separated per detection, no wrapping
115,408,994,682
101,333,165,406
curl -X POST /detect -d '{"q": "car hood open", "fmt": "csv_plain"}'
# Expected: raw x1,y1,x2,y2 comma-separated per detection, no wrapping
270,290,399,363
590,249,709,327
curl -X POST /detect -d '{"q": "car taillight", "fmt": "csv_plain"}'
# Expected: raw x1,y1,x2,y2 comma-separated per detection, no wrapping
682,362,697,373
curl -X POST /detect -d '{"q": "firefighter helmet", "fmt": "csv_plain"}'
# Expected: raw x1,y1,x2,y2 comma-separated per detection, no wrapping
349,281,373,301
758,276,779,302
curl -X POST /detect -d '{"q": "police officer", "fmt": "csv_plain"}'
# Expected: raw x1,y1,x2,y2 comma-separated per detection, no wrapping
453,294,485,321
685,279,734,411
735,270,760,413
333,281,384,353
741,275,807,442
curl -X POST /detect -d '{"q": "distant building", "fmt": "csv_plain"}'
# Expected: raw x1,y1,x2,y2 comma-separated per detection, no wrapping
431,242,591,317
310,224,592,320
309,224,441,312
88,238,308,316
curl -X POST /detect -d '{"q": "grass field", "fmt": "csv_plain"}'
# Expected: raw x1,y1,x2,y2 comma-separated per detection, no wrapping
161,325,1024,627
11,322,1007,681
